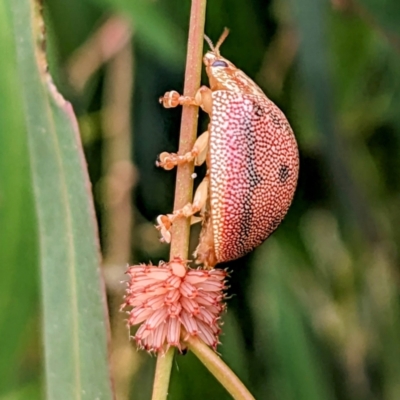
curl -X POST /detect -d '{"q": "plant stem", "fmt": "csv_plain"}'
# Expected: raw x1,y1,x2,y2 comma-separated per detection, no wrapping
151,0,207,399
185,336,256,400
151,347,175,400
169,0,207,260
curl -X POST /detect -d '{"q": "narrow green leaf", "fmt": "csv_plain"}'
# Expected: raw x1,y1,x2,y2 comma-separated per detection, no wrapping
251,241,334,400
0,1,39,395
8,1,113,398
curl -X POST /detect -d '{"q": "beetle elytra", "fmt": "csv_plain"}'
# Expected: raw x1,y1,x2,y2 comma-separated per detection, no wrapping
156,29,299,268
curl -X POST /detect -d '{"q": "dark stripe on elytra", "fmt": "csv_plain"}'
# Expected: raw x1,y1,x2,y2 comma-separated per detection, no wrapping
234,100,266,251
243,115,263,187
279,165,289,183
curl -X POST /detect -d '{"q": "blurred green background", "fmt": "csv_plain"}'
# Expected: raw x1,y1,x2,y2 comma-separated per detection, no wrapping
2,0,400,399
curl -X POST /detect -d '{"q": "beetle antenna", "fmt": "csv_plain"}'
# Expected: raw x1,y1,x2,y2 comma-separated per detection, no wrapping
204,34,216,53
204,28,229,57
214,27,230,53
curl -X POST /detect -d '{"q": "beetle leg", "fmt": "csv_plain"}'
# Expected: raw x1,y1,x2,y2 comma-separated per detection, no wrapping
159,86,213,114
196,86,213,114
193,208,217,269
156,176,209,243
194,128,210,166
159,91,198,108
156,130,209,170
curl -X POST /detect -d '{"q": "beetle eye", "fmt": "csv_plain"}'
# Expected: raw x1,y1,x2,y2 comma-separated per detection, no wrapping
212,60,228,67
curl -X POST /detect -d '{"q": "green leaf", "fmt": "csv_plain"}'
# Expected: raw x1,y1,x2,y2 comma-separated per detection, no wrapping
0,2,39,396
7,1,114,398
251,241,334,400
359,0,400,39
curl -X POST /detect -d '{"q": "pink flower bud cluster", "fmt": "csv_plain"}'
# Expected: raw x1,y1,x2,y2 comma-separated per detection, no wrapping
122,257,228,353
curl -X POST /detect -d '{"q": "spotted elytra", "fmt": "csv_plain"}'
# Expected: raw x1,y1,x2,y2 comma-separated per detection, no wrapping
156,28,299,268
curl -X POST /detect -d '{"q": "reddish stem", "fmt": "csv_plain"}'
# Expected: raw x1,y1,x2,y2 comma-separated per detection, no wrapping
169,0,207,260
151,1,207,400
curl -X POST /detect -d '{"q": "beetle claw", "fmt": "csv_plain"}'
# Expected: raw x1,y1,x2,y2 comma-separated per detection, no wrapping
155,193,207,244
156,149,199,170
159,91,198,108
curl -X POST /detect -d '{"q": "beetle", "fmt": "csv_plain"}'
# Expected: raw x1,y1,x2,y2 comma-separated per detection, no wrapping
156,29,299,268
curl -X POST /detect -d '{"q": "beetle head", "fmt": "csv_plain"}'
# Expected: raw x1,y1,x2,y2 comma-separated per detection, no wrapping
203,28,264,96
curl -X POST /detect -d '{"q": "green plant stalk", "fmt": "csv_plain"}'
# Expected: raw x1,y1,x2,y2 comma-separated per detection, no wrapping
10,0,114,398
151,347,175,400
185,336,255,400
150,0,207,399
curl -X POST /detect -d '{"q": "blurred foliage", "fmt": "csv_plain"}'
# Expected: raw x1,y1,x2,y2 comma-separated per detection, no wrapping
2,0,114,399
2,0,400,399
0,1,40,397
